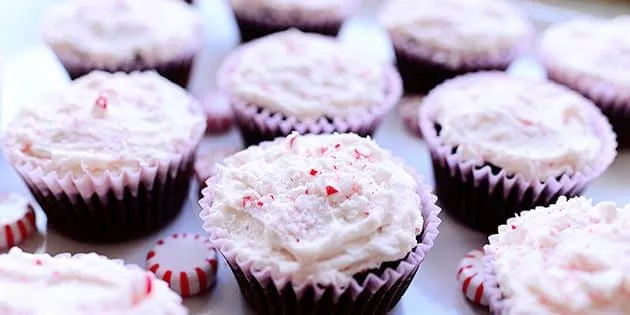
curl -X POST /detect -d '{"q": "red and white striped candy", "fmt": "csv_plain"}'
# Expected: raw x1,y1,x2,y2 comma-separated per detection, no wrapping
456,249,488,306
203,91,233,134
398,95,424,137
0,193,37,250
146,233,218,297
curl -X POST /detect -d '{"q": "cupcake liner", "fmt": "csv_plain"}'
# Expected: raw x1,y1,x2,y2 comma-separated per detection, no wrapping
233,12,343,43
15,150,196,243
544,65,630,149
199,138,441,315
390,33,531,94
55,50,197,89
419,81,617,234
218,49,402,147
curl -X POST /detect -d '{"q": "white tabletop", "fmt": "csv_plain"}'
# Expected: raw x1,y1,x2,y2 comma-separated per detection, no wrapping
1,1,630,314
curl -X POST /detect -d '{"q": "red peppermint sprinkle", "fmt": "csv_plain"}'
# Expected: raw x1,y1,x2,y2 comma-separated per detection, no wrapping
256,201,264,207
334,144,341,149
305,188,310,195
354,148,370,160
511,225,517,230
270,194,275,200
320,147,328,155
309,169,318,176
95,95,108,110
377,227,383,233
242,195,253,208
361,211,370,216
325,186,338,196
34,259,43,266
20,142,32,153
289,135,297,148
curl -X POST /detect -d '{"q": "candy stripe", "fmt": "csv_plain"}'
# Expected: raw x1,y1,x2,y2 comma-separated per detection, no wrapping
456,264,472,279
146,250,156,260
26,210,35,226
474,282,485,304
462,273,475,293
150,264,160,273
195,267,207,292
4,226,14,248
17,221,27,239
180,272,190,297
163,270,173,284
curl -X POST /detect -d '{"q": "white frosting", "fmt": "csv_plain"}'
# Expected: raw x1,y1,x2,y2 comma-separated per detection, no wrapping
0,248,185,314
223,30,388,121
424,73,601,180
43,0,203,67
0,193,30,225
540,16,630,90
3,71,205,176
229,0,354,22
204,133,423,285
487,197,630,314
379,0,532,54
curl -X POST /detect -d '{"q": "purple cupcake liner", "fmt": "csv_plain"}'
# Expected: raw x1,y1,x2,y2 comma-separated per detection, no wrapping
218,49,402,147
55,51,197,89
24,155,194,243
390,33,532,94
419,75,617,234
545,66,630,149
199,138,441,315
233,12,343,43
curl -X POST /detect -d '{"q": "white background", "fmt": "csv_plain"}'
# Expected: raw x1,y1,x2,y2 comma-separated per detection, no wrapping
1,0,629,314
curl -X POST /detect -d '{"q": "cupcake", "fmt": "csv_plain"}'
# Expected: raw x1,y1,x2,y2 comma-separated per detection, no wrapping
379,0,533,94
484,197,630,314
539,17,630,148
2,71,206,243
229,0,357,42
0,248,185,314
419,72,616,234
42,0,204,88
217,30,402,146
199,133,440,315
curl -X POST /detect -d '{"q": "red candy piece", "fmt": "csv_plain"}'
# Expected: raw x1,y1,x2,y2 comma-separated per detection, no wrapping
456,249,489,306
202,91,233,134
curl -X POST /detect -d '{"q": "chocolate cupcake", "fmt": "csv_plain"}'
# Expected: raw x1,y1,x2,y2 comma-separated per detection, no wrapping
217,30,402,146
379,0,533,94
540,17,630,148
0,248,186,314
485,197,630,314
229,0,357,42
199,133,440,315
419,72,616,234
42,0,204,88
2,71,205,243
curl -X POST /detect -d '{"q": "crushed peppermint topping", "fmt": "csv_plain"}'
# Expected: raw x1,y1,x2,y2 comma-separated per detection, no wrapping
309,169,318,176
325,185,339,196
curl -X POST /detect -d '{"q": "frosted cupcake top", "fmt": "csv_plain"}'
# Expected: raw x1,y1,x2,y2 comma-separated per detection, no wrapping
3,71,205,176
486,197,630,314
43,0,203,67
540,16,630,90
0,248,185,314
379,0,532,54
229,0,355,21
422,72,601,181
202,133,423,285
221,30,388,121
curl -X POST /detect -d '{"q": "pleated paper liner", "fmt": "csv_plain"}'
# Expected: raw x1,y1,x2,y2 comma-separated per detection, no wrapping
389,32,532,94
233,12,343,43
54,49,199,88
